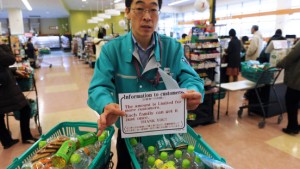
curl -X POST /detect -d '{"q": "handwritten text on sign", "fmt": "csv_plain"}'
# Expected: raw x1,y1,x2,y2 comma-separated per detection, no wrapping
119,89,187,138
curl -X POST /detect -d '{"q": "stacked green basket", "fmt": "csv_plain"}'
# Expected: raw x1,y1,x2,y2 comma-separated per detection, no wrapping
7,122,114,169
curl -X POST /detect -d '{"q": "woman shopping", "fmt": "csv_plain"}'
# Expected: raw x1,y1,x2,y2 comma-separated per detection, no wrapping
0,43,38,149
224,29,241,82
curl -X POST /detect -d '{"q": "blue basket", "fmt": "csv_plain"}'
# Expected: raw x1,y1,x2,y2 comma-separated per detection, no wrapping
125,125,226,169
7,122,114,169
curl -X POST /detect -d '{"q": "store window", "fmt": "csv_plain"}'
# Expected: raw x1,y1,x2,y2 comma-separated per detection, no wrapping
259,0,277,12
291,0,300,8
216,5,228,18
285,13,300,37
242,0,260,14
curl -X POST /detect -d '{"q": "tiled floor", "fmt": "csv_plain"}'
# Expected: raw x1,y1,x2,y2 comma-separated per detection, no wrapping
1,51,300,169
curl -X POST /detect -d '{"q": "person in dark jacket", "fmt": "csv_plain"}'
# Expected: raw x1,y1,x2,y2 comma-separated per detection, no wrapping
0,43,38,149
267,29,285,46
225,29,241,82
26,37,38,68
259,29,286,63
277,41,300,135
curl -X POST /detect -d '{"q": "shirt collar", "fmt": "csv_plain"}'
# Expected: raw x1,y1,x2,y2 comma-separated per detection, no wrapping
132,34,155,51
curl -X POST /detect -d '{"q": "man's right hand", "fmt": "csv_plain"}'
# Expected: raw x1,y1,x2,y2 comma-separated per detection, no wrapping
97,103,125,136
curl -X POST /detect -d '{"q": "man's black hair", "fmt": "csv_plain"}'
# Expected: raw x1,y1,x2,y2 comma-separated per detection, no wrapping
181,33,187,39
229,29,236,37
98,28,106,39
252,25,259,31
275,29,282,36
125,0,162,9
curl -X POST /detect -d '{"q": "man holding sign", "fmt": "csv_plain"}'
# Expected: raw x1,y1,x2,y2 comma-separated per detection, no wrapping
88,0,204,168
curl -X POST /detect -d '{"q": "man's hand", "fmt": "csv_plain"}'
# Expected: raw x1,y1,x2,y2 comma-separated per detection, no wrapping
97,103,125,136
181,90,202,110
15,70,27,78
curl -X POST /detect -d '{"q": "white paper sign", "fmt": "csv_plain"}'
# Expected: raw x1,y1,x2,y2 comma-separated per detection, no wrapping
119,89,187,138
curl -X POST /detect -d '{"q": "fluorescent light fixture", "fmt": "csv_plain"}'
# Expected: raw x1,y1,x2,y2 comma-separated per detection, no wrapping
105,9,121,16
115,3,125,11
168,0,190,6
92,17,104,22
114,0,122,3
22,0,32,11
97,13,111,19
87,19,98,24
82,0,87,2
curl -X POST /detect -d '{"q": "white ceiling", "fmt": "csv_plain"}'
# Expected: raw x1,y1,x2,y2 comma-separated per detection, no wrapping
0,0,196,18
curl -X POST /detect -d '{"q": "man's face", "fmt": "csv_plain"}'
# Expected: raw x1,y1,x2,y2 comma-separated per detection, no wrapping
126,0,160,40
251,27,255,34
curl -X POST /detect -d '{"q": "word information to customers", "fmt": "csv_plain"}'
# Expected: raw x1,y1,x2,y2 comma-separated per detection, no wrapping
119,89,187,138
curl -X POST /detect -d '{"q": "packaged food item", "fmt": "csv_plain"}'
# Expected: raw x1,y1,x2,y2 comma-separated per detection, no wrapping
156,135,173,152
76,132,98,148
31,136,70,163
183,145,195,163
159,152,169,163
173,149,183,168
181,159,191,169
32,157,52,169
130,138,146,166
51,140,77,168
195,152,234,169
170,134,188,150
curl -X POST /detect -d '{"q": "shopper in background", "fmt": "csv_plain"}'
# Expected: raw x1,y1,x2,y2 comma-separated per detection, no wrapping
26,37,38,68
267,29,285,46
87,0,204,168
0,43,38,149
93,27,107,60
240,36,249,63
277,40,300,135
224,29,241,82
178,33,188,44
245,25,263,61
259,29,286,63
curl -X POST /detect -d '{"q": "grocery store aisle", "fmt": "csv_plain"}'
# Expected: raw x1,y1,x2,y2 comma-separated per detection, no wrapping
195,90,300,169
1,50,300,169
0,51,117,168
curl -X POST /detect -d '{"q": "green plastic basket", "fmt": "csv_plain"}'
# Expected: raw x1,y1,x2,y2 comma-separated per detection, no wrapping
13,99,37,121
214,89,226,100
125,125,226,169
241,62,275,84
16,73,33,91
7,122,114,169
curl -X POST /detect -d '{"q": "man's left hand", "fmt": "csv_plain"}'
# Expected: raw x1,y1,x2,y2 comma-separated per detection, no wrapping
181,90,202,110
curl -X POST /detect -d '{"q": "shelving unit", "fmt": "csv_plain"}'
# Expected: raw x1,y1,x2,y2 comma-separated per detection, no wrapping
184,25,221,127
84,41,96,68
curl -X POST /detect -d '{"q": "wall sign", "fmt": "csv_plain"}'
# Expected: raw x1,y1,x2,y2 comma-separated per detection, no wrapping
49,26,58,30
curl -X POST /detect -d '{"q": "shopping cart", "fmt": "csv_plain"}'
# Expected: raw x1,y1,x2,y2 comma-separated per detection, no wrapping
6,70,43,135
37,49,52,68
238,66,283,128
